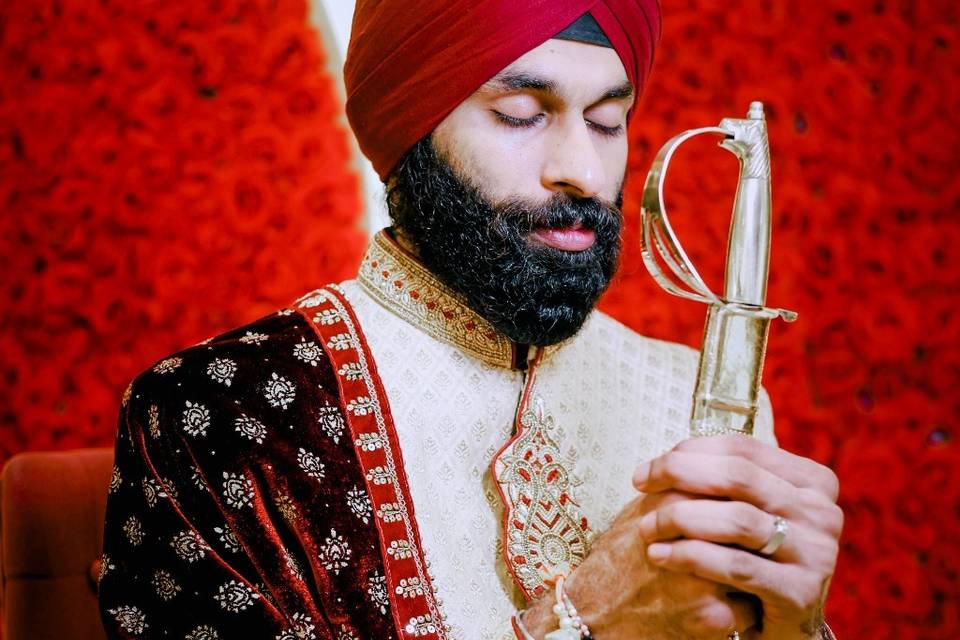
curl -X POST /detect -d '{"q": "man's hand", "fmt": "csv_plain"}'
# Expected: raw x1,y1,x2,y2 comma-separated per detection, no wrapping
520,492,760,639
632,435,843,640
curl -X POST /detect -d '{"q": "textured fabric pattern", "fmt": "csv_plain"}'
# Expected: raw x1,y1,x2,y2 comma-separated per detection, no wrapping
295,286,448,639
342,237,775,639
99,309,399,640
101,240,774,640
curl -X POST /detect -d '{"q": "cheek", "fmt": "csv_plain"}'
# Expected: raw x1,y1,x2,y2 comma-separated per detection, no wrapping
434,108,545,202
601,140,629,197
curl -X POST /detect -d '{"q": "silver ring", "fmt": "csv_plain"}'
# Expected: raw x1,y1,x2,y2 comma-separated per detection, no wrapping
728,632,740,640
759,515,789,555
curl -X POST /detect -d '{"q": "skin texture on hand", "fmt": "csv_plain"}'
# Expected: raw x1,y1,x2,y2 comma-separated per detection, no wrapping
521,494,759,639
519,435,841,640
633,435,842,640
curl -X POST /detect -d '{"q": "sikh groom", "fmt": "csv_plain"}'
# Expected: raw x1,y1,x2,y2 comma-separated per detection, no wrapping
99,1,843,639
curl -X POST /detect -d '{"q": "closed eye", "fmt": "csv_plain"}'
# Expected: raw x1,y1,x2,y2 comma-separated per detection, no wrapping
588,121,624,137
492,110,623,137
492,111,544,128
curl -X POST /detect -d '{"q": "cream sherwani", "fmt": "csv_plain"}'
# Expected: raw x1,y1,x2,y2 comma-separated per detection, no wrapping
339,232,775,639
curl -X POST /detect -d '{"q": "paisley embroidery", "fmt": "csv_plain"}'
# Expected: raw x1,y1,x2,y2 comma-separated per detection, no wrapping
491,399,593,599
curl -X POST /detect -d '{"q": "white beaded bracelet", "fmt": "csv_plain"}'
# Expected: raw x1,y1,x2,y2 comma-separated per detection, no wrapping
545,575,592,640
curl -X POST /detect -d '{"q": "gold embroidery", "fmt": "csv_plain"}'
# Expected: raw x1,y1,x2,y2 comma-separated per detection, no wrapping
357,231,515,367
492,399,593,599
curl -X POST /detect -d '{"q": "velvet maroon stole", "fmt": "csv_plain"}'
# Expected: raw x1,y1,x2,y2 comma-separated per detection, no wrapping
99,285,445,640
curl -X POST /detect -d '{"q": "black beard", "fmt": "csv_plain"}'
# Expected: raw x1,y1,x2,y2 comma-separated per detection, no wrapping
386,137,624,347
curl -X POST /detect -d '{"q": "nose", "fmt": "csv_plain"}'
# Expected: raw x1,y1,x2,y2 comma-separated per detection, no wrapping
540,116,606,200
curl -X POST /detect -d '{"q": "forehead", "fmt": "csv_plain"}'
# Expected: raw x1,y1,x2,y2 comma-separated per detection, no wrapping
481,38,630,102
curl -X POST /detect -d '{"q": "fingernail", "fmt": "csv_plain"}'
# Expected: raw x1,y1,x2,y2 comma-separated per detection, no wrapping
647,543,670,563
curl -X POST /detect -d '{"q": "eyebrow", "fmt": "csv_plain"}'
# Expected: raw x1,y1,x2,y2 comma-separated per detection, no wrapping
486,71,635,104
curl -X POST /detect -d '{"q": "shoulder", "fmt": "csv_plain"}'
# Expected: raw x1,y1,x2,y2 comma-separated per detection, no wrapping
119,296,347,463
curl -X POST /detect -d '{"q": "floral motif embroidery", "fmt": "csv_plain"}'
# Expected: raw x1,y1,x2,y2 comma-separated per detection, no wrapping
123,516,143,546
376,502,403,523
302,286,448,639
142,477,159,507
152,569,181,601
207,358,237,386
171,530,208,563
239,331,268,345
317,405,345,443
346,486,372,523
354,431,383,451
297,294,324,308
182,400,211,437
335,625,358,640
284,550,304,581
264,372,296,409
395,576,425,599
275,612,316,640
274,494,297,522
121,381,133,407
345,395,374,416
109,465,122,493
221,471,254,508
292,339,322,367
213,579,259,612
189,465,205,490
297,447,325,481
325,333,355,351
214,524,240,553
153,357,182,374
98,553,116,581
159,478,177,501
367,573,388,614
312,308,341,325
337,362,363,380
387,539,413,560
185,625,219,640
108,605,148,634
365,466,391,485
148,404,160,439
234,415,266,444
318,528,351,574
405,614,439,637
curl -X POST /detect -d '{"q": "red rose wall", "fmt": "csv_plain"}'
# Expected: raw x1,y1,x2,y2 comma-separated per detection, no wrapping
1,0,957,638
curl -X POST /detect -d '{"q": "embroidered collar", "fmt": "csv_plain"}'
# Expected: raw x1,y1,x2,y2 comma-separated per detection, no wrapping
357,230,563,369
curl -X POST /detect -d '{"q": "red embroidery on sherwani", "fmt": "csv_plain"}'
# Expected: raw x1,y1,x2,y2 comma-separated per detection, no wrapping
296,285,447,640
490,354,594,601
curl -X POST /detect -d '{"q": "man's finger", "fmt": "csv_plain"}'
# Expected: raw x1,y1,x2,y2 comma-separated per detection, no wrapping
678,595,759,638
633,451,798,515
638,498,800,560
672,435,840,501
646,538,825,612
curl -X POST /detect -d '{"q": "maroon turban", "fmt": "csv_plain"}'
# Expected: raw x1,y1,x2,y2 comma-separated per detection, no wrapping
344,1,662,181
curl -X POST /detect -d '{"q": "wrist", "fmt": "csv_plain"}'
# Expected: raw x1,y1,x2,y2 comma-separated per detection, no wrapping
516,594,557,640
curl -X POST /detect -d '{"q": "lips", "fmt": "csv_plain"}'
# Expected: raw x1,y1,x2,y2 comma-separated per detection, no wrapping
528,222,596,252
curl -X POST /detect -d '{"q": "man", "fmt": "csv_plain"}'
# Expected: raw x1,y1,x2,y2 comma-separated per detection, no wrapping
99,1,842,639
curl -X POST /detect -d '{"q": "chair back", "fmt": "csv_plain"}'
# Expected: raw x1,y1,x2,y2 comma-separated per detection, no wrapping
0,448,113,639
